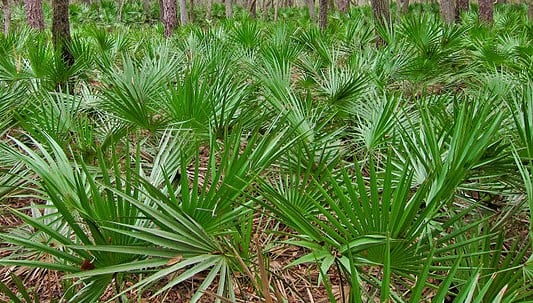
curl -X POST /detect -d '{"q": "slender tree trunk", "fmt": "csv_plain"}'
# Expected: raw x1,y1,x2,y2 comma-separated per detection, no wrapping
52,0,74,89
249,0,257,18
319,0,327,29
179,0,187,24
225,0,232,18
439,0,454,23
188,0,194,22
370,0,391,47
161,0,177,37
401,0,409,13
478,0,493,24
24,0,44,29
338,0,348,13
454,0,468,22
2,0,11,35
52,0,72,59
273,0,278,20
206,0,212,19
307,0,315,21
263,0,269,19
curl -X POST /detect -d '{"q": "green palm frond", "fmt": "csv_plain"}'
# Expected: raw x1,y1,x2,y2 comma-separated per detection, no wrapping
99,48,179,131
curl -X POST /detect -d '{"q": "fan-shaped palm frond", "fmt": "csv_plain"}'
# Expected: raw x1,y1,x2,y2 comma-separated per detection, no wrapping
98,48,179,131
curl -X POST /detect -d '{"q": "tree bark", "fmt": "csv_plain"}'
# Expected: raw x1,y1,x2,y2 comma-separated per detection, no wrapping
179,0,187,24
454,0,468,22
52,0,72,58
338,0,348,13
52,0,74,89
225,0,232,18
319,0,327,29
24,0,44,30
248,0,257,18
273,0,278,20
188,0,194,23
307,0,315,21
206,0,212,19
401,0,409,14
2,0,11,35
478,0,493,24
439,0,454,24
370,0,391,47
2,0,11,36
263,0,268,18
161,0,177,37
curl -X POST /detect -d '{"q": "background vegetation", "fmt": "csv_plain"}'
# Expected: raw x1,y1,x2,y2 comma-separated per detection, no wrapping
0,0,532,302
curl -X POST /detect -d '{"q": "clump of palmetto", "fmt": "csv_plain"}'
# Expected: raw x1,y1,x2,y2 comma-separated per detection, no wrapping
1,2,532,302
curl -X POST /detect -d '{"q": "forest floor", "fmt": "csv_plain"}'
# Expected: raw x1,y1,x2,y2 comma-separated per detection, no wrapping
0,199,350,303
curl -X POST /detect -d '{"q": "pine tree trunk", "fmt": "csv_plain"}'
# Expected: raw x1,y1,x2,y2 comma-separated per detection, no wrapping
52,0,72,58
162,0,177,37
225,0,232,18
249,0,257,18
370,0,390,47
319,0,327,29
454,0,468,22
401,0,409,13
307,0,315,21
262,0,268,19
189,0,194,22
206,0,212,20
478,0,493,24
338,0,348,13
273,0,278,20
52,0,74,89
439,0,454,24
179,0,187,24
24,0,44,29
2,0,11,35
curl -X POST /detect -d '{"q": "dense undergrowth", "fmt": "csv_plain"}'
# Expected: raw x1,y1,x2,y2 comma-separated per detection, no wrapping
0,1,532,302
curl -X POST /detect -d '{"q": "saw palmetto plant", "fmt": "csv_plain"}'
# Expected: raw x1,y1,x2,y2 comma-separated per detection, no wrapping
1,1,532,302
